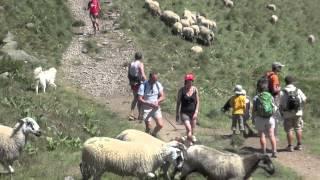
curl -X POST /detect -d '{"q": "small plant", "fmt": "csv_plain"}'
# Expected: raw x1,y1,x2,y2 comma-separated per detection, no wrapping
84,40,101,55
24,143,39,155
72,20,86,27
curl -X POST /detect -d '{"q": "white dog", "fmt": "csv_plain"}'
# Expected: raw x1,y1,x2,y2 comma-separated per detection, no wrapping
33,66,57,94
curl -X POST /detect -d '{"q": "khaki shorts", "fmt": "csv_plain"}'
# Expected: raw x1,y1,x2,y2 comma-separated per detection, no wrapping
284,116,303,132
143,107,162,122
255,116,275,132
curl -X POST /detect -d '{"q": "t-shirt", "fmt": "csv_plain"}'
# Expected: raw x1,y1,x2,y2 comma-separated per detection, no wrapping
129,60,141,77
88,0,100,16
230,95,246,115
138,81,163,104
267,71,280,96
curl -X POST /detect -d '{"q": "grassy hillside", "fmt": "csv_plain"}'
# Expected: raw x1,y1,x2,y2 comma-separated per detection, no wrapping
113,0,320,153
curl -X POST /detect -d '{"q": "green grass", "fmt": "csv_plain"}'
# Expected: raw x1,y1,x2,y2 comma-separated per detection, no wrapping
113,0,320,154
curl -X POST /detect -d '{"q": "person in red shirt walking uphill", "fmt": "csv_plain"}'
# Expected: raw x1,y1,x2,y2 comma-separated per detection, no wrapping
87,0,101,35
176,73,200,146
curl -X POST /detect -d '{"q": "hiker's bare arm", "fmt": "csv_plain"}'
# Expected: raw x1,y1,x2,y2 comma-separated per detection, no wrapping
157,89,165,104
195,86,200,114
138,95,155,108
139,63,147,81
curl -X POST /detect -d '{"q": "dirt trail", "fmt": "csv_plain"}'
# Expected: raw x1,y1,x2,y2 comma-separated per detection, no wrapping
61,0,320,179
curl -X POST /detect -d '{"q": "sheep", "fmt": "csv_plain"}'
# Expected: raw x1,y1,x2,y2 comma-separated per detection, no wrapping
270,15,278,24
0,117,41,173
145,0,161,16
308,34,316,44
198,26,215,46
191,46,203,54
80,137,186,180
267,4,277,11
182,27,195,41
172,22,183,35
180,18,191,27
197,15,217,30
182,9,197,25
191,25,200,36
33,66,57,94
161,10,180,26
224,0,234,8
115,129,187,179
172,145,275,180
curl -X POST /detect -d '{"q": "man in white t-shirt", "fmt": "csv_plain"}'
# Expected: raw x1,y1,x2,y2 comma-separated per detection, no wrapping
138,71,165,137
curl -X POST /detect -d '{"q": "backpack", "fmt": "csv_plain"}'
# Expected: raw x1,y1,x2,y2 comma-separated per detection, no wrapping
256,92,273,118
256,72,274,94
284,89,300,111
128,61,141,85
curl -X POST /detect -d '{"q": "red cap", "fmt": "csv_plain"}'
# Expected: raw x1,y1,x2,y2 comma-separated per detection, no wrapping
184,73,195,81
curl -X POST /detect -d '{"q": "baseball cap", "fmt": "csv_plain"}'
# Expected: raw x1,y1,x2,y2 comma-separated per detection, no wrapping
272,62,285,68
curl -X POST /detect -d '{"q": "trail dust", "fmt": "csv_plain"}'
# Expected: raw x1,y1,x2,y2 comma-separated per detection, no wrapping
61,0,320,179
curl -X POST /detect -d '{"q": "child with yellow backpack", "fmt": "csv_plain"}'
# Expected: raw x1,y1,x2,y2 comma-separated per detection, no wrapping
222,85,246,136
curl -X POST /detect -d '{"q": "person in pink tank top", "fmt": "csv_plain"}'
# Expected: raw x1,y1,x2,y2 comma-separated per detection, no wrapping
87,0,101,35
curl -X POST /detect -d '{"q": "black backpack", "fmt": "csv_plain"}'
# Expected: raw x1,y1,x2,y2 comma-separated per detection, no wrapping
284,89,300,111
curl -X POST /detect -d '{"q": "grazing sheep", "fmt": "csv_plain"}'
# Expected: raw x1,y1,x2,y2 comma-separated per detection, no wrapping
270,15,278,24
183,9,197,23
197,15,217,30
172,145,275,180
80,137,186,180
161,10,180,26
267,4,277,11
0,117,41,173
182,27,195,41
198,26,215,46
172,22,183,35
191,25,200,36
308,34,316,44
180,18,191,27
191,46,203,54
145,0,161,16
33,66,57,94
224,0,234,8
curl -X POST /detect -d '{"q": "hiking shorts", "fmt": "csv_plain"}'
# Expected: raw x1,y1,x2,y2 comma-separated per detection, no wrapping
131,83,140,92
89,13,98,22
180,112,195,122
231,114,244,131
255,116,275,132
284,116,303,132
143,107,162,122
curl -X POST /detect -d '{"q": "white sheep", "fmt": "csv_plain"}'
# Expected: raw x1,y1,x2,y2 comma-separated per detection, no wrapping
145,0,161,16
191,46,203,54
197,15,217,29
267,4,277,11
198,26,215,46
180,18,191,27
161,10,180,26
224,0,234,8
172,145,275,180
80,137,185,180
0,117,41,173
191,25,200,36
182,27,195,41
33,66,57,94
172,22,183,35
308,34,316,44
270,15,278,24
183,9,197,22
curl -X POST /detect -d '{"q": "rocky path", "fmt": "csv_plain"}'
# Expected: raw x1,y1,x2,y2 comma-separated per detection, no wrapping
61,0,320,179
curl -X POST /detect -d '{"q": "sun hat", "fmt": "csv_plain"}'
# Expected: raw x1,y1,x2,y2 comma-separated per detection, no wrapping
272,62,285,68
184,73,195,81
234,85,245,95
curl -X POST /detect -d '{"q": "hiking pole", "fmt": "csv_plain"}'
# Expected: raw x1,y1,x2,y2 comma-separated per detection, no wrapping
163,113,178,131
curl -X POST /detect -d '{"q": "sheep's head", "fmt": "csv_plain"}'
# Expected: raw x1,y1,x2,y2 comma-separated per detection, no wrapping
258,154,275,175
164,141,188,169
19,117,42,137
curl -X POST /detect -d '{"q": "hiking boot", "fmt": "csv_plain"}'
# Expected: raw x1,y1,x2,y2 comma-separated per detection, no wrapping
294,144,302,151
286,145,294,152
271,152,277,158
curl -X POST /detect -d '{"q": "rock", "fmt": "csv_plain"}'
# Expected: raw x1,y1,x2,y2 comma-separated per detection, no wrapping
0,72,9,79
3,32,15,43
64,176,74,180
0,49,39,63
81,48,88,54
72,27,84,35
26,23,35,29
2,41,18,51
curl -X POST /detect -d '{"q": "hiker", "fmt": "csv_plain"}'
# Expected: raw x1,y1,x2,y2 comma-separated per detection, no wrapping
257,61,285,139
138,71,165,137
253,82,277,158
243,90,256,137
176,73,200,145
87,0,101,35
128,52,147,121
221,85,246,136
279,76,307,152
